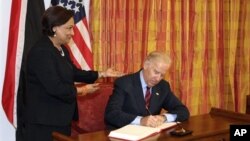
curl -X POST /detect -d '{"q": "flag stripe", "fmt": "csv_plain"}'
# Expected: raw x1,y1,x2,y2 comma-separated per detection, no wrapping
69,36,92,70
2,0,27,127
72,24,93,69
2,0,20,125
66,44,82,69
66,43,91,70
76,19,91,50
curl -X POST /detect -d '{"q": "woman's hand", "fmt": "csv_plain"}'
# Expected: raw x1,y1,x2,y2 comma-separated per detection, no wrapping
99,68,124,78
77,83,100,96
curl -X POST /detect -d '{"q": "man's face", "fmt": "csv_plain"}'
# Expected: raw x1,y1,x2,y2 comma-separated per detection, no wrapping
143,60,170,87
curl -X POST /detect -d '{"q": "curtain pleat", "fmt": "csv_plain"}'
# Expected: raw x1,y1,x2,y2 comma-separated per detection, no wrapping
90,0,250,115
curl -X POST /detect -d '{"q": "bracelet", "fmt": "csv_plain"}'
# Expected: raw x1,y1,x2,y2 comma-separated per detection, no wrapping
99,71,105,78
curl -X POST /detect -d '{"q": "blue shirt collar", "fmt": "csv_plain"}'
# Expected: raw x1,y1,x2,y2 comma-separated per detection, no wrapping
140,70,147,89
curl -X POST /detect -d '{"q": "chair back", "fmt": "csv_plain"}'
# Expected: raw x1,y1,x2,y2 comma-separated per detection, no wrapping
71,83,113,135
246,95,250,114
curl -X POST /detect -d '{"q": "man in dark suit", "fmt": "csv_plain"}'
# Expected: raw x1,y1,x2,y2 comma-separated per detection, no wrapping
105,51,190,130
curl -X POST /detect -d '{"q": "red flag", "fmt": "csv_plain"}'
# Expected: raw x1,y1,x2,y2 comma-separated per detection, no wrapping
51,0,93,70
2,0,27,127
2,0,45,127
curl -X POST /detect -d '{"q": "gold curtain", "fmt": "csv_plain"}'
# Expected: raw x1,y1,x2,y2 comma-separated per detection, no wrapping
89,0,250,115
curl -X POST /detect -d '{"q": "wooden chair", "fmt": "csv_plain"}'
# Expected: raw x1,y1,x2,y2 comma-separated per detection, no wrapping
246,95,250,114
71,83,113,135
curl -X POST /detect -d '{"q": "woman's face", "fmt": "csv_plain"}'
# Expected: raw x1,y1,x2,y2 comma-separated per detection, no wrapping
53,17,74,45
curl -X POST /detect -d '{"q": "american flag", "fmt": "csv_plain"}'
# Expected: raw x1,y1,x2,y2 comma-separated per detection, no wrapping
51,0,93,70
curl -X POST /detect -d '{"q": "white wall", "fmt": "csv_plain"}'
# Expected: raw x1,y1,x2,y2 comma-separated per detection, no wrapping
0,1,15,141
0,1,50,141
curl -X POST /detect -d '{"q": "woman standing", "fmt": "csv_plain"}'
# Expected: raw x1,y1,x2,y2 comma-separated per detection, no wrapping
23,6,122,141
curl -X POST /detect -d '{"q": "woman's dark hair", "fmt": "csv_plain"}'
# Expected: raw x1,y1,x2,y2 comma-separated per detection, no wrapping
42,6,74,36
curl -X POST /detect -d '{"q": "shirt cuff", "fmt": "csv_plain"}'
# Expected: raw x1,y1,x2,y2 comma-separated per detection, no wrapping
130,116,142,125
164,113,177,122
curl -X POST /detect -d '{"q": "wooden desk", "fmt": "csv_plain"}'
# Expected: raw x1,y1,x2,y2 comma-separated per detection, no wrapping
53,108,250,141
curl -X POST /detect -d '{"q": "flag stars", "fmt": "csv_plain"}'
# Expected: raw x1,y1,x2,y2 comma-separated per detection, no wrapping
54,0,85,22
73,6,80,13
58,1,64,7
58,0,81,15
72,0,83,4
65,3,72,10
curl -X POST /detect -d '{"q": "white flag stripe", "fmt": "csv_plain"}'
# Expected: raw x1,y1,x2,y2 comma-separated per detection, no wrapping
83,0,90,23
68,40,91,70
76,21,91,51
13,0,28,128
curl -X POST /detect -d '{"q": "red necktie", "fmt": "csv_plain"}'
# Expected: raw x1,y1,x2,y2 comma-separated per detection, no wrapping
145,87,151,108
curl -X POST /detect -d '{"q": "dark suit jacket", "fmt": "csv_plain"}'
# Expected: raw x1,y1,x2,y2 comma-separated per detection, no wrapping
25,36,98,126
105,70,190,129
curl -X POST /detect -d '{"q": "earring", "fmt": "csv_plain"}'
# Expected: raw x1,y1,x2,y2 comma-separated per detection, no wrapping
53,28,56,37
53,31,56,37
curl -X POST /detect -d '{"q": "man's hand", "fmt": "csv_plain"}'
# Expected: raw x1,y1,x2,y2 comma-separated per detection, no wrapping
140,115,166,127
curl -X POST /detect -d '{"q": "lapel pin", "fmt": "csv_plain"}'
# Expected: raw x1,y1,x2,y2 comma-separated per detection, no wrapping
156,92,159,96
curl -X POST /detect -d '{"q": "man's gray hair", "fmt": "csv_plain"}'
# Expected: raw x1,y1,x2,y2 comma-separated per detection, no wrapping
145,51,172,65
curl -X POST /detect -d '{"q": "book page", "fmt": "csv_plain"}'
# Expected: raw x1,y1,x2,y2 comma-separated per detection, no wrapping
156,122,177,131
108,125,159,140
108,122,177,141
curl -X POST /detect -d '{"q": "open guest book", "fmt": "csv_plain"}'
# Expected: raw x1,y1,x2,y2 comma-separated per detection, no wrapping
108,122,177,141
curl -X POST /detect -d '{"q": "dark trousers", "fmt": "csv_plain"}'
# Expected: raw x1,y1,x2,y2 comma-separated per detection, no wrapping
22,123,71,141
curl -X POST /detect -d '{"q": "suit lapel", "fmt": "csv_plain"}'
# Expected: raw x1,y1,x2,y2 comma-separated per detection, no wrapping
149,85,162,113
132,71,147,115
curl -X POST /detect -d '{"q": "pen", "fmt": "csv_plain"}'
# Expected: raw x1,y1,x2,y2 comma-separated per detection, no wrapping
145,106,152,115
